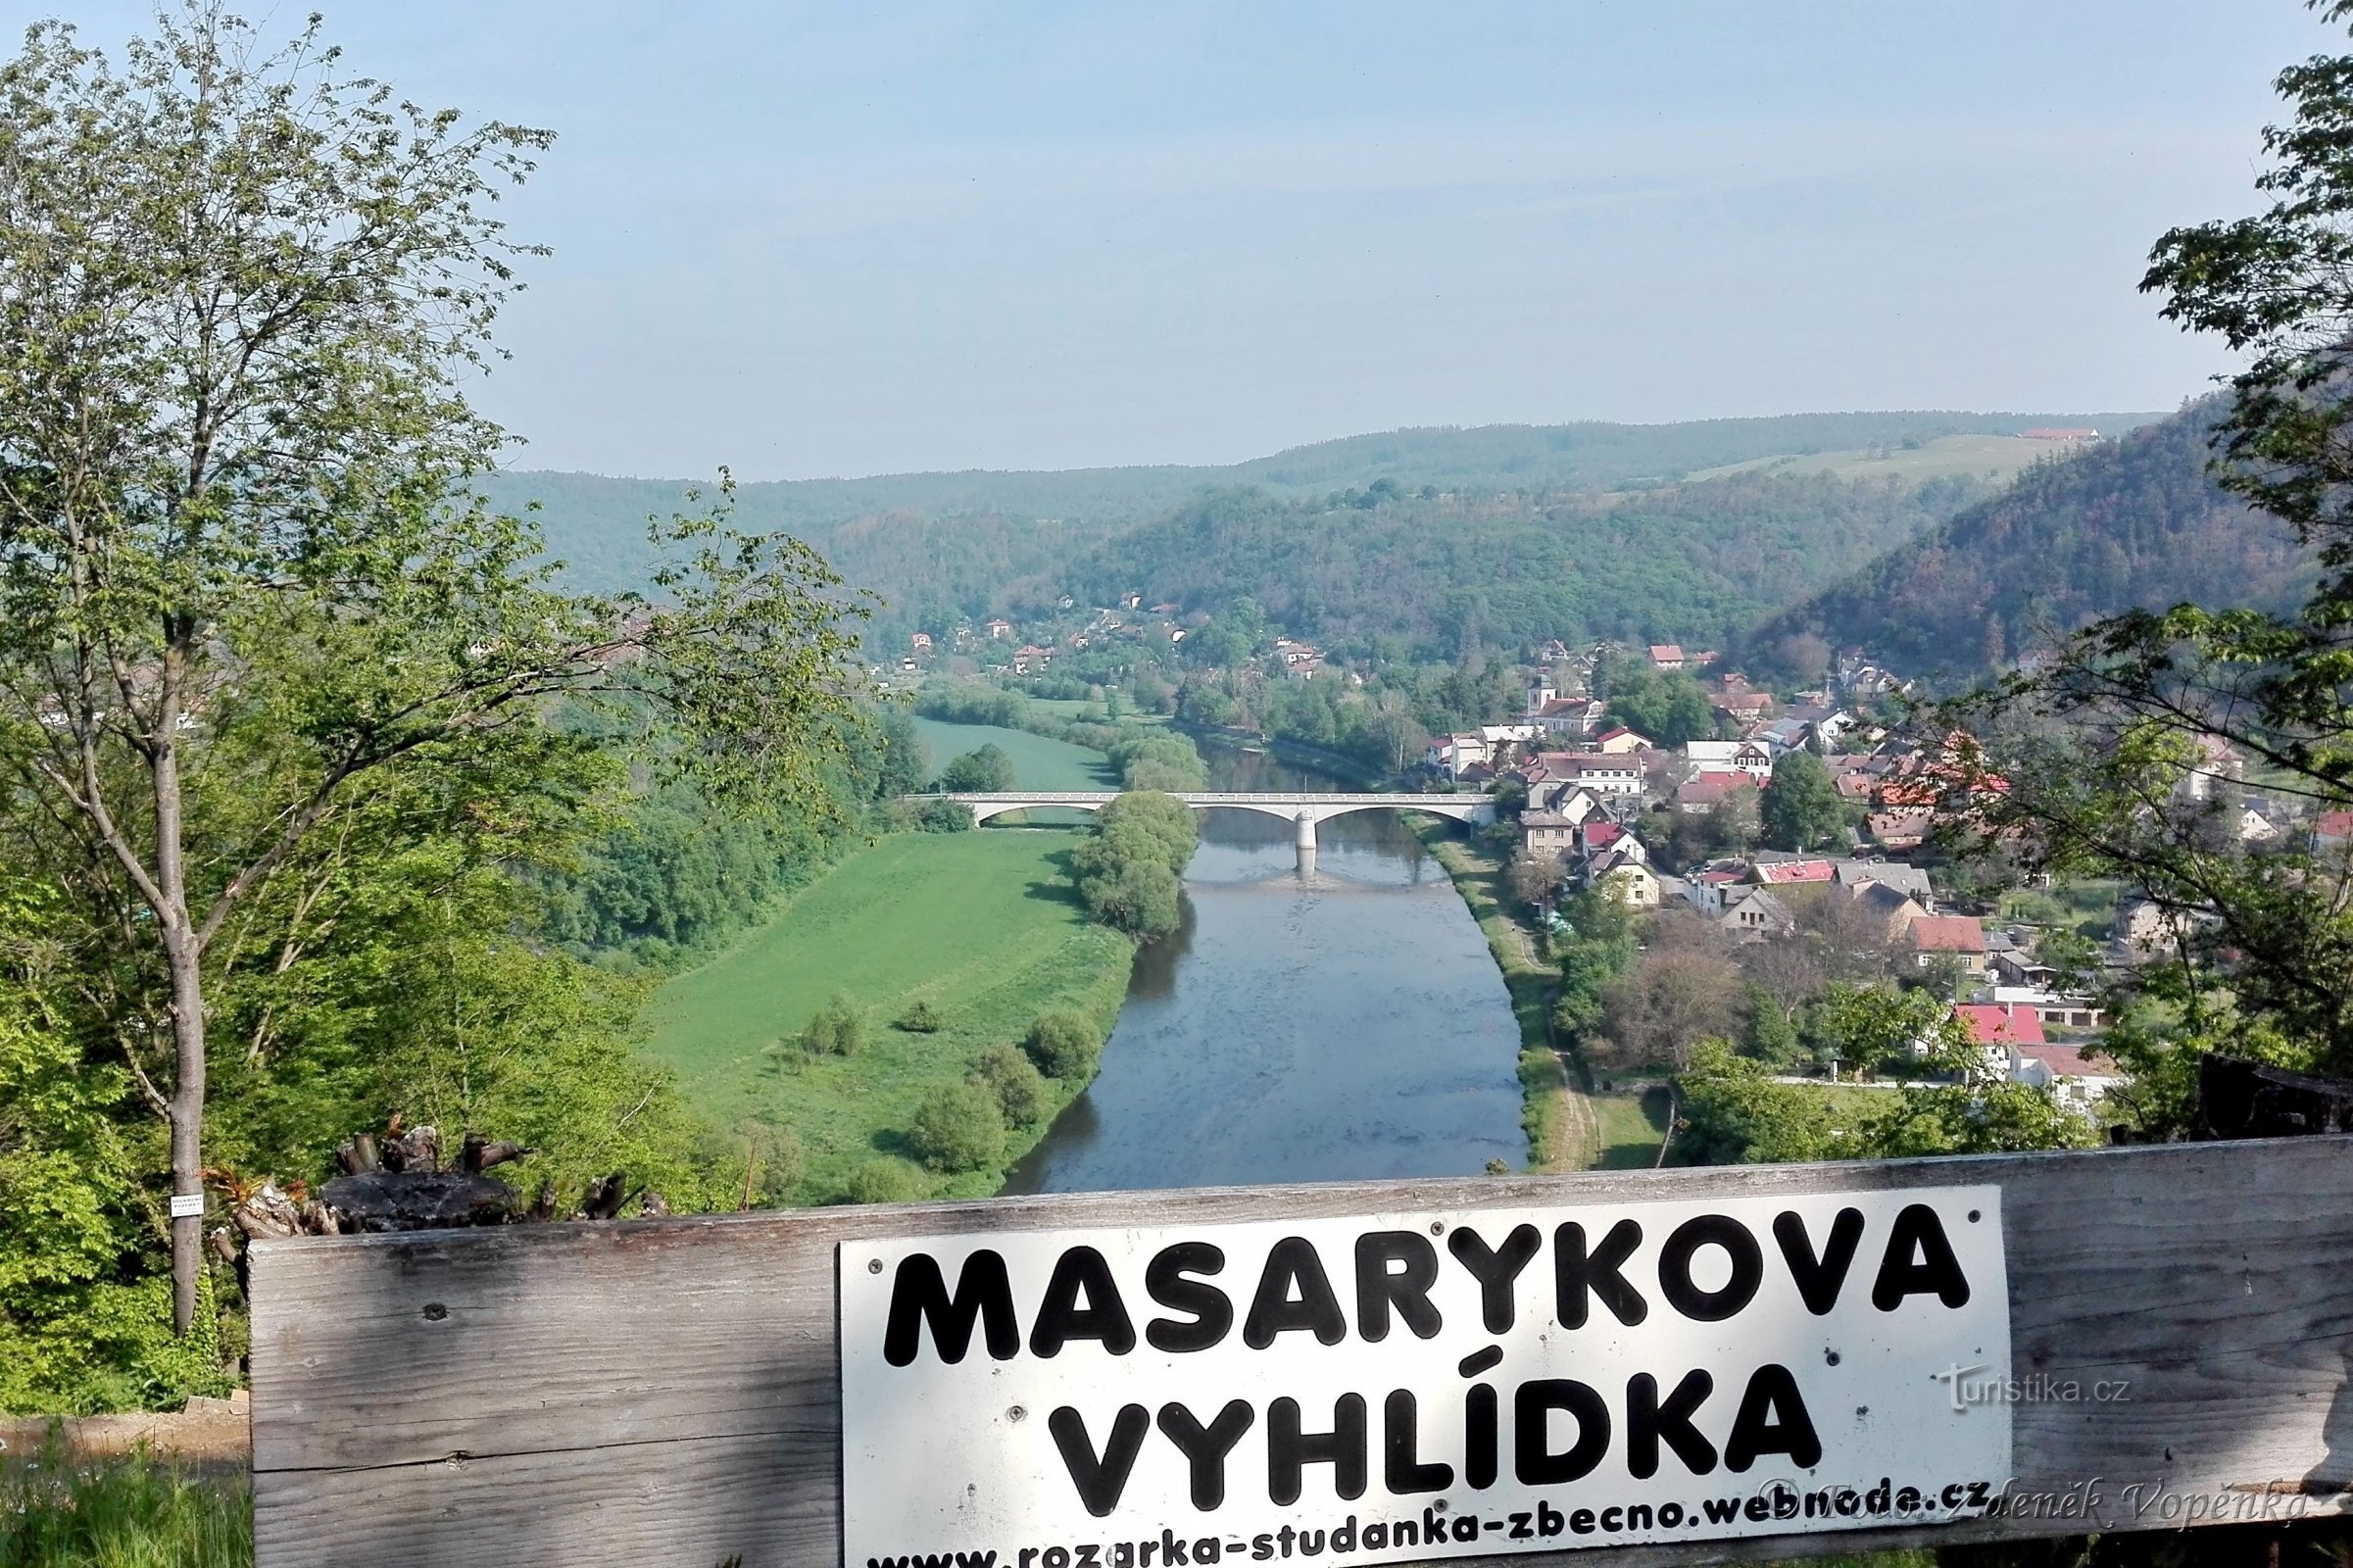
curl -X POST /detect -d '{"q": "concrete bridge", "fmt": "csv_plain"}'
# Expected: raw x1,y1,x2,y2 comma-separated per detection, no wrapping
916,791,1495,870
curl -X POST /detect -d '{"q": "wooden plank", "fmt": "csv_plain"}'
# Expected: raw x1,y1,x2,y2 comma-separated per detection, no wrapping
252,1138,2353,1567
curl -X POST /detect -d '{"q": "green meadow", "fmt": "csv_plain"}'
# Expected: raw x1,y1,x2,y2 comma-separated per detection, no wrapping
912,717,1117,790
643,829,1133,1201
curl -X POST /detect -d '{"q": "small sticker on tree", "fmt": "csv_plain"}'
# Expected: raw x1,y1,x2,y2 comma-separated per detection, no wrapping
170,1193,205,1219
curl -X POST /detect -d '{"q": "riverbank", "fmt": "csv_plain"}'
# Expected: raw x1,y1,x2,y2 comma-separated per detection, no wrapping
1410,823,1670,1173
643,830,1134,1203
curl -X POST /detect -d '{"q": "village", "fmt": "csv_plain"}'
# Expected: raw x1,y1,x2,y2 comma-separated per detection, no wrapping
1411,638,2321,1120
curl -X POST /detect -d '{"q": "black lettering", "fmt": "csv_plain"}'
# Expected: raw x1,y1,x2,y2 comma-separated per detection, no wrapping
1245,1239,1348,1348
1513,1378,1609,1485
1702,1496,1740,1524
1554,1220,1646,1329
1464,1384,1497,1489
1161,1529,1191,1565
1656,1215,1762,1322
1354,1232,1442,1342
1049,1403,1150,1517
1382,1390,1453,1494
1266,1395,1368,1505
1772,1208,1866,1315
1538,1499,1565,1537
1722,1364,1822,1471
1626,1369,1717,1478
1076,1551,1099,1568
1627,1503,1653,1531
1871,1203,1972,1310
1146,1243,1232,1353
1446,1223,1541,1333
1030,1246,1138,1358
884,1250,1019,1366
1157,1399,1254,1509
1507,1513,1532,1540
1568,1507,1594,1535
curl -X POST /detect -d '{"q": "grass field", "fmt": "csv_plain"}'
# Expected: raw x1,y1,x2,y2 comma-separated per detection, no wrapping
1687,432,2072,486
644,830,1134,1201
1591,1088,1672,1169
913,717,1117,790
2,1449,249,1568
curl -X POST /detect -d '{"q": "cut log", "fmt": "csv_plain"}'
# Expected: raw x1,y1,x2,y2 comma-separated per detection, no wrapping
318,1170,515,1233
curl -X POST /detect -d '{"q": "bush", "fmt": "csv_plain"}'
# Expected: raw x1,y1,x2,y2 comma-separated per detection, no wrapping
897,998,945,1033
907,1082,1007,1173
842,1156,928,1204
909,796,973,833
1025,1009,1104,1080
970,1042,1053,1126
800,991,866,1056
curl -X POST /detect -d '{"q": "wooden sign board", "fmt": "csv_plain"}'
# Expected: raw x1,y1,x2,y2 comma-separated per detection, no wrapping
252,1138,2353,1567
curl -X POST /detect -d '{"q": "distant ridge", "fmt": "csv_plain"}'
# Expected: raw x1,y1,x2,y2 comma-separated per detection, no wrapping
482,410,2164,601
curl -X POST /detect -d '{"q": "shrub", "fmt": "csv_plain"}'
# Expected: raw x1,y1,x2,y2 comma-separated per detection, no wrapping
970,1042,1053,1126
907,1082,1007,1173
935,744,1016,793
897,998,944,1033
842,1157,928,1204
800,991,866,1056
1025,1009,1104,1080
910,796,973,833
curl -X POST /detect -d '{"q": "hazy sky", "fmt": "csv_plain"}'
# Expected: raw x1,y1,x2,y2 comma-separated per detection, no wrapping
26,2,2351,478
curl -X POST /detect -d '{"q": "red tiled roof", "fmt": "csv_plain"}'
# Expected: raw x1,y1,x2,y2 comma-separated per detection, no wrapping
1908,915,1986,954
1954,1004,2044,1047
2319,810,2353,841
2014,1043,2115,1078
1754,860,1836,885
1583,821,1628,849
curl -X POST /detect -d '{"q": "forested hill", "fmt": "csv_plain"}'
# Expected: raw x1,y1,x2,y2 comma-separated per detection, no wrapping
1071,471,1992,658
481,410,2154,598
1739,400,2315,680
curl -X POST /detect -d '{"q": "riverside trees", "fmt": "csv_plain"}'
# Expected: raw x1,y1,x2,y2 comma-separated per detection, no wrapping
0,9,862,1356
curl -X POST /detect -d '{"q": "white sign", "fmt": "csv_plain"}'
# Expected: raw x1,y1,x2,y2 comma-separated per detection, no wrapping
840,1186,2010,1566
170,1192,205,1220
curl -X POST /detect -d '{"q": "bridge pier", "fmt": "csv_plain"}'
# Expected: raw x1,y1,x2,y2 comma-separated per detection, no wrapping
1295,810,1317,874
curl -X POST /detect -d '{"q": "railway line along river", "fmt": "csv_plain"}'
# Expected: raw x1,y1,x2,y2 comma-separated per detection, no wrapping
1001,743,1524,1194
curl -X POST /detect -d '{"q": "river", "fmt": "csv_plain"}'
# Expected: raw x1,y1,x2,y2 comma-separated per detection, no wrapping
1000,743,1525,1194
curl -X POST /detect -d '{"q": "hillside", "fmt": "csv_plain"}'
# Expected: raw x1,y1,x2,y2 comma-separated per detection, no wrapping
1069,469,1994,657
479,410,2158,605
1740,400,2314,680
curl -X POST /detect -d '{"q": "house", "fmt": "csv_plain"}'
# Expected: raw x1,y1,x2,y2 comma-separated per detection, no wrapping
1593,855,1661,908
1686,740,1776,782
1987,986,2109,1032
1906,915,1988,974
1119,591,1143,610
1535,639,1573,663
2009,1043,2122,1109
1988,951,2057,990
1868,808,1934,852
1848,879,1927,938
1530,696,1602,738
909,631,933,654
1592,726,1652,755
1830,859,1934,909
1717,885,1794,939
984,618,1014,640
1647,644,1687,671
1534,753,1644,800
1951,1003,2044,1081
1428,732,1492,779
1713,691,1778,727
1578,819,1647,863
2316,810,2353,852
1675,771,1757,814
1679,862,1752,914
1520,809,1581,860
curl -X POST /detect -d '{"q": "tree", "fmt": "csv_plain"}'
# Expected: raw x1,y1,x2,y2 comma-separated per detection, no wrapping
936,744,1016,793
1024,1010,1103,1080
969,1042,1052,1127
800,992,867,1057
0,13,863,1332
1937,6,2353,1088
907,1082,1005,1174
1760,750,1843,851
1603,667,1714,747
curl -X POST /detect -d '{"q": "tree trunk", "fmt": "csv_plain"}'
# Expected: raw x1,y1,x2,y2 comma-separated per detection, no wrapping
166,931,206,1336
152,660,205,1339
